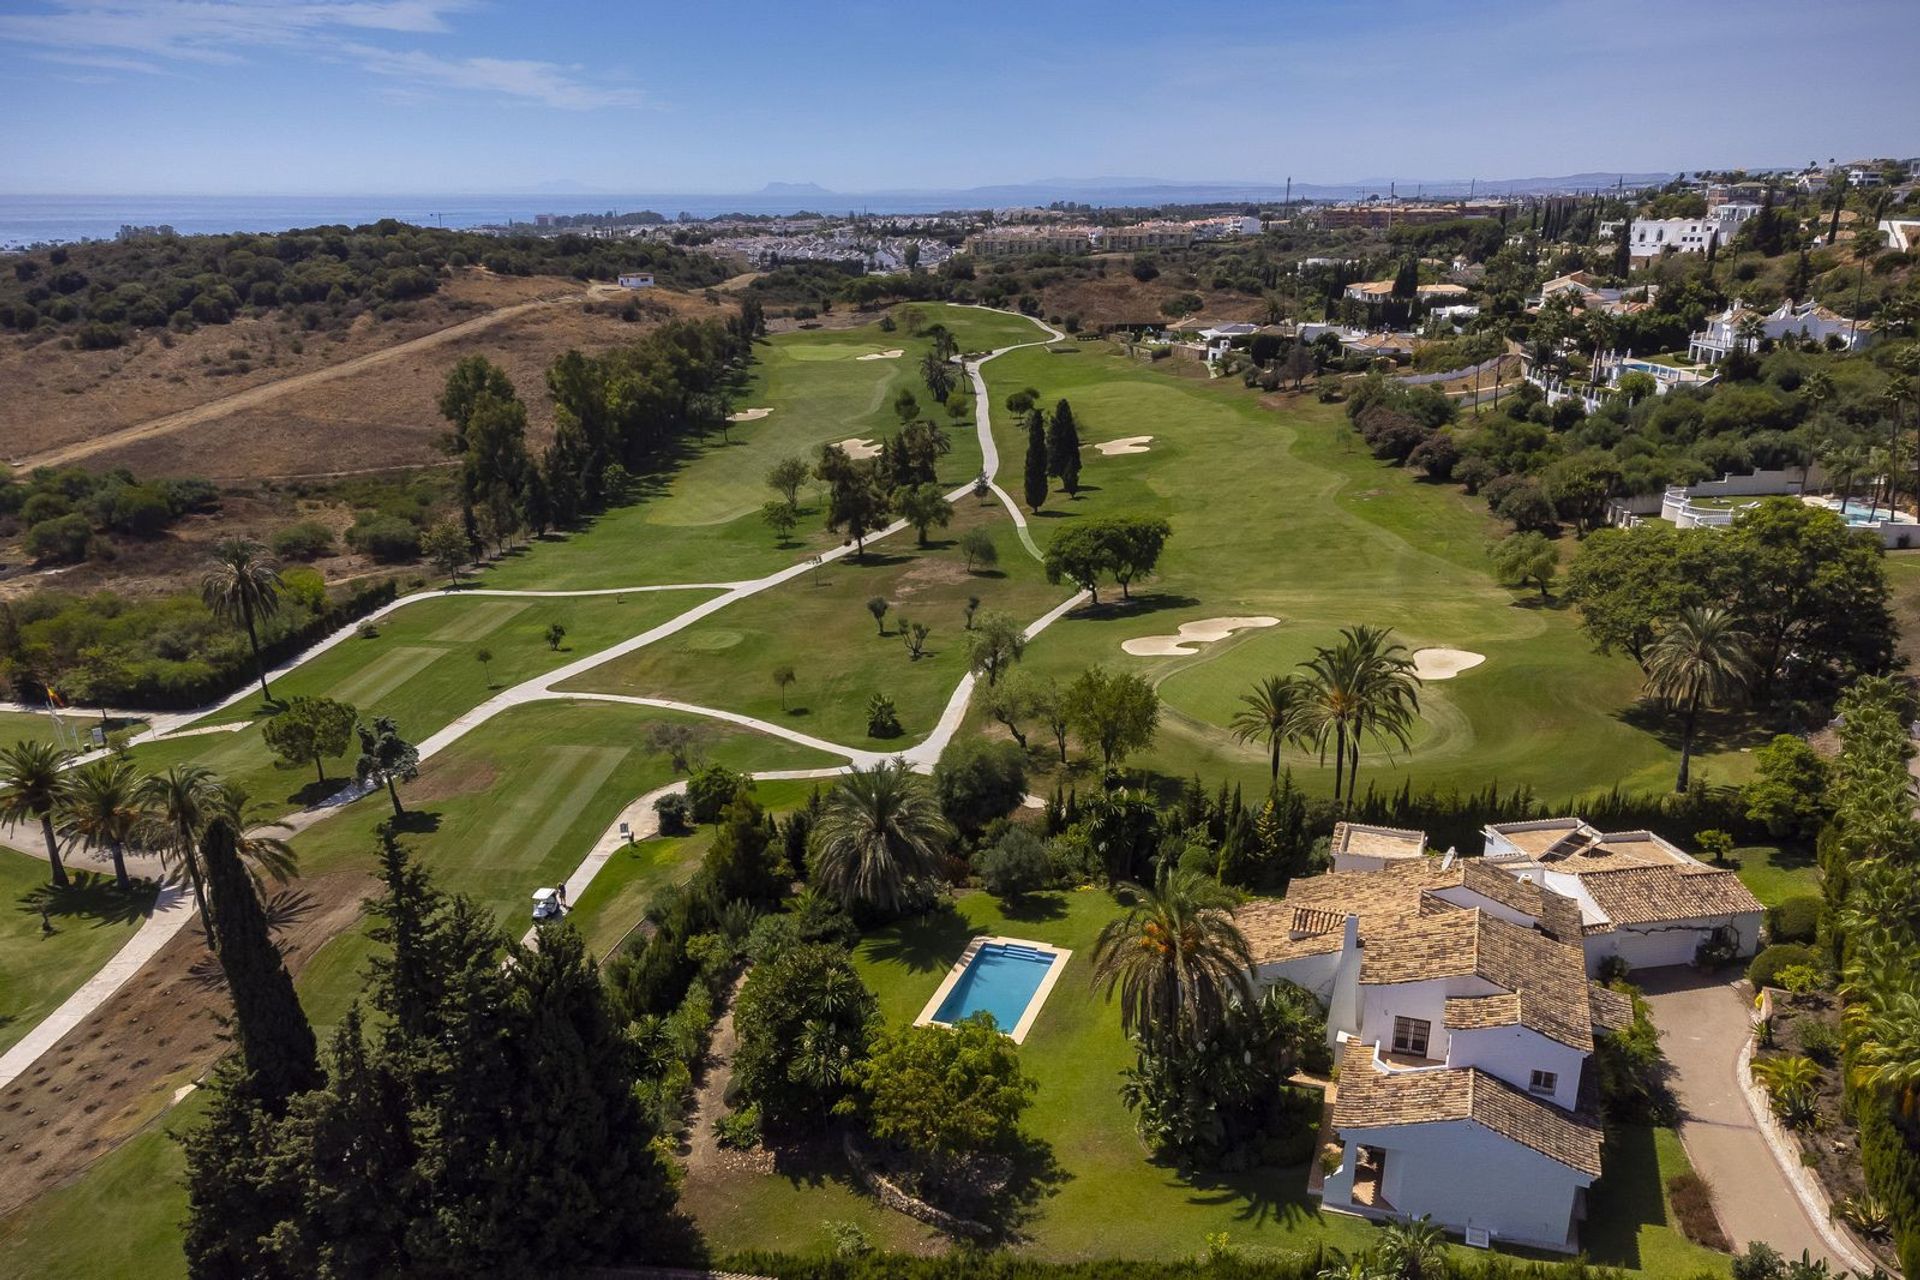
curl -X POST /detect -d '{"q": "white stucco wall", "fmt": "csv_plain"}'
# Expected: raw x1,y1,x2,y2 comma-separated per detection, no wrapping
1256,951,1341,1002
1445,1025,1587,1110
1360,976,1502,1061
1581,911,1761,974
1329,1121,1592,1251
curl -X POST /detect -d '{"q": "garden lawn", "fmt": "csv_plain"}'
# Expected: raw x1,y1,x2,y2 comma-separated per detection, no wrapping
1731,844,1820,908
480,303,1050,592
125,589,713,812
0,851,155,1056
1583,1124,1730,1277
559,500,1068,747
970,344,1762,800
287,699,840,1041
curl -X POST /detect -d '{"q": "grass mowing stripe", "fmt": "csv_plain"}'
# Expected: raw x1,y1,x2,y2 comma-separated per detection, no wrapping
426,599,529,643
510,746,629,872
324,645,448,707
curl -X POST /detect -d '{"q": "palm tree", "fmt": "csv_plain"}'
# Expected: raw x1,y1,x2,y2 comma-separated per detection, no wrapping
1230,674,1311,783
139,763,221,931
1822,441,1869,511
59,757,145,891
202,538,284,701
1298,625,1422,808
0,740,75,888
1847,984,1920,1120
1643,606,1756,792
1090,866,1253,1053
206,779,300,886
1378,1215,1448,1280
809,759,951,914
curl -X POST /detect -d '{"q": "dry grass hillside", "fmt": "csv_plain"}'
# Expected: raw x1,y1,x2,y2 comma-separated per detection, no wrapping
2,269,730,481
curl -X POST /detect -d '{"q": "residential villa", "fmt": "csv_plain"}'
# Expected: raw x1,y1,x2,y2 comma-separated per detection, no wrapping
1626,217,1717,261
1882,219,1920,253
1330,821,1429,873
964,227,1095,257
1480,818,1763,973
1344,281,1473,307
1236,856,1621,1251
1530,272,1657,317
1687,300,1877,363
1099,222,1195,252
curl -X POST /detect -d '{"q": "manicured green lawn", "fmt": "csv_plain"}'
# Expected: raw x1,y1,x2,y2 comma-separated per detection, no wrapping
967,345,1762,800
124,589,713,812
1584,1124,1730,1277
480,303,1049,592
0,850,155,1056
559,500,1067,746
0,710,146,754
1731,844,1821,908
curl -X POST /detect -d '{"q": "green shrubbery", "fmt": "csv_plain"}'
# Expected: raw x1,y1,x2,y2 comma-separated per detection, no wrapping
1767,894,1823,944
1747,942,1820,990
3,464,220,565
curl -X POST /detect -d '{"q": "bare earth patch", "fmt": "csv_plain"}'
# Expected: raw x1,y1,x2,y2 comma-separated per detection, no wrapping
836,437,881,460
727,407,773,423
1122,615,1279,657
855,348,905,361
1412,648,1486,681
407,758,501,802
1090,435,1153,456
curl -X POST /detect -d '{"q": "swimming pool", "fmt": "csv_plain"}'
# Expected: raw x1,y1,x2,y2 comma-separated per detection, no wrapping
915,937,1071,1043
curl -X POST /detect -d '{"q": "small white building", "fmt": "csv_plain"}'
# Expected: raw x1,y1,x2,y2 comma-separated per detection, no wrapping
616,272,655,289
1627,218,1717,260
1330,821,1428,874
1237,856,1623,1252
1481,819,1763,973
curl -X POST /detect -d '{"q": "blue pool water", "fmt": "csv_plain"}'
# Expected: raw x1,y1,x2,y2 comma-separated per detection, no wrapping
932,942,1058,1033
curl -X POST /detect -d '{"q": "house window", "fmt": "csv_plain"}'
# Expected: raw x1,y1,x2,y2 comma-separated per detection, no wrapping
1529,1070,1559,1095
1391,1016,1432,1058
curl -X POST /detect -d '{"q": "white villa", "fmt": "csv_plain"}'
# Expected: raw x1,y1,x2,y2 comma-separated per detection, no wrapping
1688,299,1876,363
1237,856,1622,1251
1626,217,1717,260
1480,818,1763,973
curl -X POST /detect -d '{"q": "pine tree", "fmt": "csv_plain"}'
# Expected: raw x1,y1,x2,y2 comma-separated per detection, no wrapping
1047,399,1083,495
182,1058,300,1280
201,815,319,1108
1022,407,1049,512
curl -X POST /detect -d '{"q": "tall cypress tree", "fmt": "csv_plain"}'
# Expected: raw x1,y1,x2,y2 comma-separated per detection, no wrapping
1022,407,1049,512
202,815,319,1108
1048,399,1082,496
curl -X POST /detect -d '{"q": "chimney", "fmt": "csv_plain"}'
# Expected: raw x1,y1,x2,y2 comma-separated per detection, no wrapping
1326,913,1363,1049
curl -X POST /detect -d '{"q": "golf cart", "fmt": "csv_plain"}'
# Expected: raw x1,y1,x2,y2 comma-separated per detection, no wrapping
531,886,566,921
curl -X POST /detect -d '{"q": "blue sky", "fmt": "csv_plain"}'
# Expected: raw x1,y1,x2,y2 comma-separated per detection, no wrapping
1,0,1915,195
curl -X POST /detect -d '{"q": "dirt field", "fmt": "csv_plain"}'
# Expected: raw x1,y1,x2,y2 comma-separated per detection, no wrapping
1037,269,1269,330
0,869,375,1217
1,271,729,480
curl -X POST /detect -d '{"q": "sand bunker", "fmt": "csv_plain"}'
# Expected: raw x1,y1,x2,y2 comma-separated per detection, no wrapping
857,348,906,361
836,437,881,460
1122,616,1279,657
1091,436,1153,456
727,407,773,423
1412,648,1486,680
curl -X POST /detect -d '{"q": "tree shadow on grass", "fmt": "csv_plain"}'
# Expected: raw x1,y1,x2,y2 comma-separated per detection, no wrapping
860,901,977,974
16,872,155,929
957,1132,1072,1244
1580,1122,1661,1270
285,778,346,808
386,809,443,837
1614,700,1779,757
1177,1160,1326,1231
999,891,1067,924
1080,593,1205,621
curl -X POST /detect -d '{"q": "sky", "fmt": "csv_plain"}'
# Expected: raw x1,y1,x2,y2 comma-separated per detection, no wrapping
0,0,1915,196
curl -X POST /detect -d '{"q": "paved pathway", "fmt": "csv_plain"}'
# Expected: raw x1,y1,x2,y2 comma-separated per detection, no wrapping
1639,970,1846,1266
0,307,1082,1093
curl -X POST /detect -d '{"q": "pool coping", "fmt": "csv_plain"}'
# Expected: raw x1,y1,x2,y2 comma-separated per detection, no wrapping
912,934,1072,1045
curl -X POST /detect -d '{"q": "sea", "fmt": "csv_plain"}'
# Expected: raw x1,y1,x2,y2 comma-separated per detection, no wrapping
0,191,981,249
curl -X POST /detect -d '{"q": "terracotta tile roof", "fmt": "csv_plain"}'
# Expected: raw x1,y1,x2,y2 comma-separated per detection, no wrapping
1443,992,1522,1031
1332,821,1428,861
1332,1041,1604,1177
1576,865,1762,929
1366,910,1595,1051
1450,859,1585,943
1588,983,1636,1035
1236,861,1454,967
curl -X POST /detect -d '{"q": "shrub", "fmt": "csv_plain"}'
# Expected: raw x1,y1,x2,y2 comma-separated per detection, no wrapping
271,520,336,561
715,1104,762,1150
686,764,746,825
347,513,422,563
866,692,902,739
23,513,94,564
1797,1017,1841,1065
976,826,1052,899
654,790,692,836
1767,894,1822,945
1748,942,1819,990
1666,1171,1731,1251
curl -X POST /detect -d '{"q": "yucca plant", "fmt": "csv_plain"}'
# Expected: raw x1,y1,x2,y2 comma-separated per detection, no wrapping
1750,1054,1821,1128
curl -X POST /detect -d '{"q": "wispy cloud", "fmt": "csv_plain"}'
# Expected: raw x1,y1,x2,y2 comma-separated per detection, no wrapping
0,1,646,108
